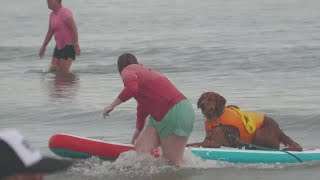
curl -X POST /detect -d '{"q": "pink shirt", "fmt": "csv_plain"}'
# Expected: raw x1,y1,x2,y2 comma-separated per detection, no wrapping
118,64,186,131
50,6,74,50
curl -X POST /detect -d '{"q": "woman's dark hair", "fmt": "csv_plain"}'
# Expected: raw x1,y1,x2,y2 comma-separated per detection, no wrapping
48,0,61,3
117,53,139,73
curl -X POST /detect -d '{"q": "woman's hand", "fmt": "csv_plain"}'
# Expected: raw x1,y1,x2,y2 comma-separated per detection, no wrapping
74,44,81,56
131,129,141,145
103,98,123,118
39,46,46,58
103,105,114,118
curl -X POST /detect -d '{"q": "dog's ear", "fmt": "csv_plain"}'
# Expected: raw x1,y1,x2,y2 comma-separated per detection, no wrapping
216,93,226,113
197,92,208,109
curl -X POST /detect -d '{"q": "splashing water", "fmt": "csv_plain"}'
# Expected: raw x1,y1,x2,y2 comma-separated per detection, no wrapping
68,150,225,178
67,148,320,179
69,151,172,178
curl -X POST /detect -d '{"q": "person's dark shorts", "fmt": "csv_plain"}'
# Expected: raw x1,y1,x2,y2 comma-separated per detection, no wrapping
53,45,76,60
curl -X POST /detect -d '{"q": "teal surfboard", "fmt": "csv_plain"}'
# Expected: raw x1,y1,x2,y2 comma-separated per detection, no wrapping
49,134,320,164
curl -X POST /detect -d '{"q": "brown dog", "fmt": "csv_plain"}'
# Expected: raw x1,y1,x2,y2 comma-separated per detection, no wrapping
187,92,302,151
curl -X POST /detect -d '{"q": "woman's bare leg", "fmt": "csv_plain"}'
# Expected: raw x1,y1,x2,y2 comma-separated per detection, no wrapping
58,58,73,73
49,58,60,72
135,127,160,154
160,134,189,166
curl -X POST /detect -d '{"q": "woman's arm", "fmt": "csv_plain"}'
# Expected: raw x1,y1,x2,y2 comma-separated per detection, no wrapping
109,98,123,109
65,17,79,46
103,80,138,118
136,102,148,130
65,17,80,56
131,129,141,144
39,23,53,58
42,29,53,48
103,98,122,118
104,69,138,117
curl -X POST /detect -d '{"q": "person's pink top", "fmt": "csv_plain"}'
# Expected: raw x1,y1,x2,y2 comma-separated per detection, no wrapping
118,64,186,131
49,6,74,50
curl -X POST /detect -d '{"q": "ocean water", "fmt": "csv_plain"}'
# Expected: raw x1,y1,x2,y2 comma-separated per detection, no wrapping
1,0,320,179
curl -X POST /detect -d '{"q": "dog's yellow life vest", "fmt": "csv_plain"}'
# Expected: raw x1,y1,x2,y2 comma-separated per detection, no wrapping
205,106,265,144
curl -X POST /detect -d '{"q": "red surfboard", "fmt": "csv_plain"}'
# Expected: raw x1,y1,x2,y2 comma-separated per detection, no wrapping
49,134,159,160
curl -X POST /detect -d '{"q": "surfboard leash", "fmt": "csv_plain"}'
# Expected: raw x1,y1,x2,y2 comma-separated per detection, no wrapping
217,121,303,163
237,139,303,163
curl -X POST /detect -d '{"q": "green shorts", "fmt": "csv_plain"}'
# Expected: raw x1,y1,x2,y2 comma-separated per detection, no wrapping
147,99,195,139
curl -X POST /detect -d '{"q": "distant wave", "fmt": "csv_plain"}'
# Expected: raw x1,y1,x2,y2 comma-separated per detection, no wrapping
0,46,37,61
25,65,117,74
25,64,195,75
